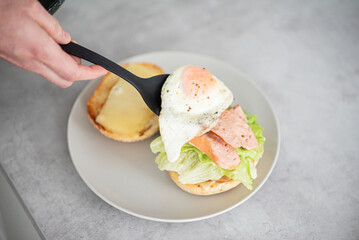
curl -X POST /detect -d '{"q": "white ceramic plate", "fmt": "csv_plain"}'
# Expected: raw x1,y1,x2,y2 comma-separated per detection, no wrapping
67,51,280,222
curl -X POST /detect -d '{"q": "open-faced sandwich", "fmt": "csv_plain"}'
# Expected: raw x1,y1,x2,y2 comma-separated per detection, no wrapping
150,65,265,195
87,62,264,196
87,62,165,142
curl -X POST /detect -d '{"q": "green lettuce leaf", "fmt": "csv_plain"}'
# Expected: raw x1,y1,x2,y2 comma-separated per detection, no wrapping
150,112,265,190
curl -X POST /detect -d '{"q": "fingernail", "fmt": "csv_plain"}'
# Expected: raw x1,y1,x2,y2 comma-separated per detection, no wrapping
63,30,71,42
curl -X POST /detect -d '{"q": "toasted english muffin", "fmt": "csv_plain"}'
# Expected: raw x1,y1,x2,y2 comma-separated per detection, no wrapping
87,62,165,142
168,171,240,195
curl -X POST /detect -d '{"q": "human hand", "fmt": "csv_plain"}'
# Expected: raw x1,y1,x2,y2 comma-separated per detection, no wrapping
0,0,107,88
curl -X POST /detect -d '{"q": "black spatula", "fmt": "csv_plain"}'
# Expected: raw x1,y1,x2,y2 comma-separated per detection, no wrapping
60,42,169,115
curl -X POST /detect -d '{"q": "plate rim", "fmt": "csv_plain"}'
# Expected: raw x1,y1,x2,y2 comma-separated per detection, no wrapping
67,50,281,223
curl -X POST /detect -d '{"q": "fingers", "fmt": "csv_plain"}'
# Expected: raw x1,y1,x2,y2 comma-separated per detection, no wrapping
26,26,106,82
24,9,107,84
0,0,105,88
28,1,71,44
76,64,108,81
71,55,81,65
20,58,73,88
41,38,108,81
42,43,107,81
33,62,73,88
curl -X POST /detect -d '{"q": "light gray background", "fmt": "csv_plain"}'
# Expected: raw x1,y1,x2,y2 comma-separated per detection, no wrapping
0,0,358,239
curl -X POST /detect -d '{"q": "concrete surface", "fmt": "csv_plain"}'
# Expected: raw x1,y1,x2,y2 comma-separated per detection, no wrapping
0,0,358,239
0,165,44,240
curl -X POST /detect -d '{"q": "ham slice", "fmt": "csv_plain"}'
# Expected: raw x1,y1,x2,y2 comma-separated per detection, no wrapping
231,105,247,122
188,105,258,170
211,105,258,150
189,132,240,170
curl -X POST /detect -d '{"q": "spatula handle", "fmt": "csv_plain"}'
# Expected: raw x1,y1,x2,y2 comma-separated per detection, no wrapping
60,42,142,85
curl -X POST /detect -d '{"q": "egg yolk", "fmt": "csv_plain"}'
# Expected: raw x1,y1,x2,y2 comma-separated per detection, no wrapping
181,66,217,99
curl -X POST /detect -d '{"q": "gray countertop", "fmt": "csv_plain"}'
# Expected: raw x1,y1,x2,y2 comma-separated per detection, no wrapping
1,0,358,239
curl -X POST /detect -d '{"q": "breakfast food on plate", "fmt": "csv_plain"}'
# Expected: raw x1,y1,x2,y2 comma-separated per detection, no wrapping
87,63,165,142
150,65,265,195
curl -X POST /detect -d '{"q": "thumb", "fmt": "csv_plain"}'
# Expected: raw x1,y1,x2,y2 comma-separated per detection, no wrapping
29,1,71,44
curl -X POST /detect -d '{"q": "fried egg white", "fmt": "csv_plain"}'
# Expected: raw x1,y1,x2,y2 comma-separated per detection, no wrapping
159,65,233,162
